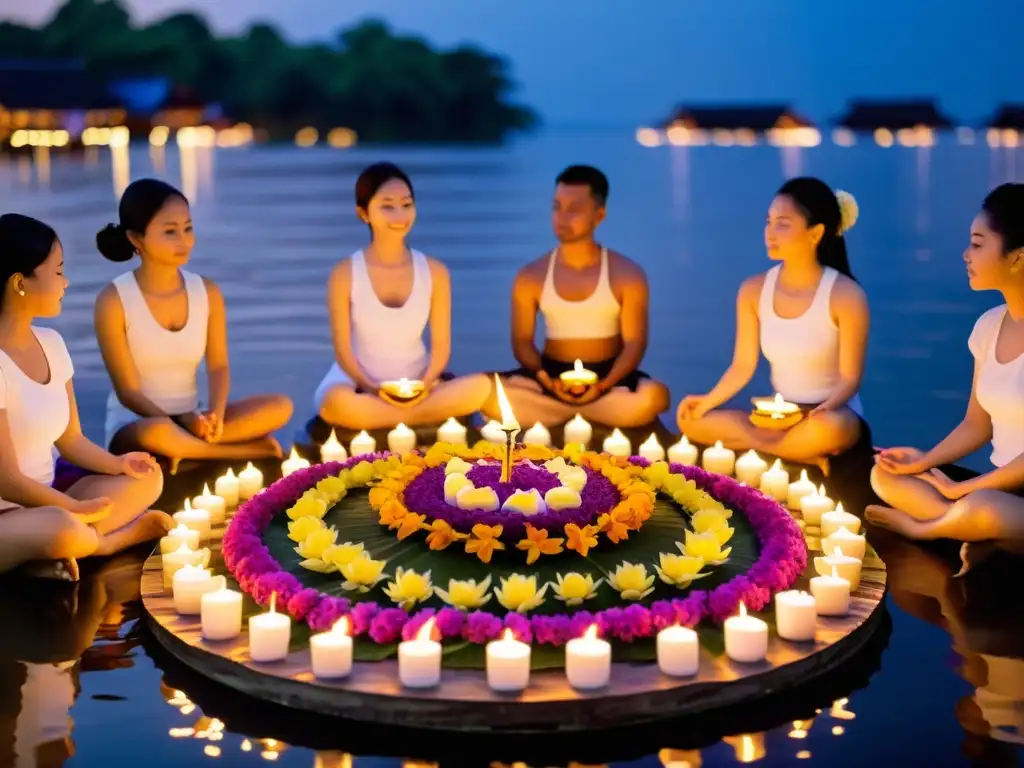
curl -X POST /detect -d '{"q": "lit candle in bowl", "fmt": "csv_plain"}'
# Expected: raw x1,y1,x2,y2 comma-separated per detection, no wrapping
238,462,263,500
173,499,211,542
774,590,817,642
724,603,768,663
214,468,240,509
810,566,851,616
701,441,735,476
201,585,243,640
173,567,224,616
350,430,376,457
814,545,862,589
310,616,353,679
820,504,861,537
667,435,698,466
759,459,789,502
734,450,768,486
559,358,598,395
656,625,699,677
602,428,632,457
160,523,199,555
638,433,665,462
191,483,226,525
398,617,442,688
387,422,417,454
787,469,817,509
822,525,866,561
486,628,531,692
523,422,552,447
282,447,311,477
249,593,291,663
161,544,210,591
565,624,611,690
800,484,834,526
436,417,467,446
320,429,348,463
563,414,592,447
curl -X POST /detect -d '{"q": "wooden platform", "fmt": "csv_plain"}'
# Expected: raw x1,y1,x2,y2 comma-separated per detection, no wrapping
142,525,888,733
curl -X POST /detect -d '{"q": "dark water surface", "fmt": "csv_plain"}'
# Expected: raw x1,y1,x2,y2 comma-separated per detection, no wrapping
0,133,1021,766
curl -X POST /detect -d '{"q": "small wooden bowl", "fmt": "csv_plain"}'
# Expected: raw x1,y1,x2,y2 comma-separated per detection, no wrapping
378,379,425,406
749,408,804,430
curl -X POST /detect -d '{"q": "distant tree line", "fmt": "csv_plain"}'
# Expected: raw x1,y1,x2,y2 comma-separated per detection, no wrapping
0,0,539,142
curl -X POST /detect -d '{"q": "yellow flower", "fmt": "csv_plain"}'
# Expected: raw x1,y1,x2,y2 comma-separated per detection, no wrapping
562,443,585,463
558,466,589,492
383,567,434,611
288,515,325,542
607,561,656,601
339,551,388,593
544,486,582,511
654,552,709,588
551,572,602,606
294,526,338,559
424,519,468,550
286,494,327,521
444,456,474,475
680,530,732,565
517,443,555,462
435,575,492,610
501,488,546,516
322,541,365,569
516,524,564,564
465,523,505,563
495,574,548,613
455,486,500,512
564,523,600,557
643,460,670,487
316,475,348,500
690,509,735,546
348,461,376,487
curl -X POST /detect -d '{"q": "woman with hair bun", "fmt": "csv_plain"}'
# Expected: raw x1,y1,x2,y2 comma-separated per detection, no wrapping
0,213,170,581
677,177,870,473
869,183,1024,571
95,179,293,467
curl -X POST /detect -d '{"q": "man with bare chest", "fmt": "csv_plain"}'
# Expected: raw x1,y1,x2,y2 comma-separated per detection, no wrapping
492,165,670,427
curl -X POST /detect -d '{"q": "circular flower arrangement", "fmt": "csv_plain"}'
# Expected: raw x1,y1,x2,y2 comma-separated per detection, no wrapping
221,442,807,658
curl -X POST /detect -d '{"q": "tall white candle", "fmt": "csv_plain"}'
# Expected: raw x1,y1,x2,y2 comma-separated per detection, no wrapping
638,433,665,462
201,585,243,640
173,567,224,616
822,526,866,561
191,483,226,525
821,504,861,537
173,499,211,542
563,414,592,447
238,462,263,500
485,629,531,692
282,447,311,477
701,440,736,476
398,617,442,688
161,544,210,591
160,524,199,555
724,603,768,663
800,484,834,526
734,450,768,486
656,625,699,677
248,593,291,663
350,430,376,457
214,468,240,508
810,566,851,616
320,429,348,463
814,545,862,589
310,617,353,679
602,428,632,457
787,469,817,509
436,417,468,446
774,590,817,642
522,422,552,447
387,422,417,454
667,435,698,466
759,459,789,502
565,624,611,690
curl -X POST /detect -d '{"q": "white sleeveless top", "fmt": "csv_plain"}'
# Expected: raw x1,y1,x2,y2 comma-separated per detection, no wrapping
104,269,209,445
314,249,432,406
0,327,73,498
969,305,1024,467
538,248,621,339
758,265,863,415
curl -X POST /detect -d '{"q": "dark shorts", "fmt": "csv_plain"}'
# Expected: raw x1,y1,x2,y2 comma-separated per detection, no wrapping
51,459,93,493
933,464,1024,498
504,355,650,393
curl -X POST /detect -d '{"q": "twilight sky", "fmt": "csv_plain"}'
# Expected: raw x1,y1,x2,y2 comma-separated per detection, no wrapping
3,0,1020,125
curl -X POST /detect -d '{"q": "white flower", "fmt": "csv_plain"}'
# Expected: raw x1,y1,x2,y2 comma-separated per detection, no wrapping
835,189,858,234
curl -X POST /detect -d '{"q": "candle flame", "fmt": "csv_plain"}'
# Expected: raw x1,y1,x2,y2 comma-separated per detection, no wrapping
325,429,340,447
573,358,586,374
714,440,724,449
202,483,212,495
835,502,845,514
394,422,412,434
501,628,515,642
288,447,300,461
244,461,256,472
771,458,783,471
415,616,437,643
680,435,691,447
170,523,192,535
269,592,276,614
799,469,809,481
333,616,351,636
173,542,192,555
641,433,660,448
738,601,748,617
818,484,827,496
582,623,600,641
493,374,520,431
831,565,839,579
834,545,844,558
183,498,192,512
774,393,784,405
225,467,236,479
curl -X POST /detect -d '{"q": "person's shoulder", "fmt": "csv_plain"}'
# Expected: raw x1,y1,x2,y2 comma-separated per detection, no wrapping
95,282,124,312
515,254,550,286
328,256,355,284
31,325,65,347
738,272,768,302
606,249,646,285
196,273,221,297
831,272,867,309
420,254,450,278
972,304,1007,337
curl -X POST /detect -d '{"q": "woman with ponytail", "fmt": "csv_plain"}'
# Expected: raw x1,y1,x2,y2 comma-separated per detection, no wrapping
94,179,292,467
677,177,870,473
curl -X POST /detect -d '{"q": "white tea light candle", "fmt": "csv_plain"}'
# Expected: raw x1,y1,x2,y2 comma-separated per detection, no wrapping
310,617,353,679
191,483,226,525
238,462,263,500
602,428,632,457
248,593,291,663
485,629,531,692
638,433,666,462
320,429,348,463
656,625,699,677
160,524,199,555
667,435,698,466
563,414,592,447
774,590,817,642
214,468,240,508
565,624,611,690
523,422,552,447
201,585,243,640
701,440,736,476
735,450,768,486
387,422,417,454
161,544,210,591
814,545,862,589
810,566,851,616
759,459,789,502
822,526,866,561
173,499,211,542
436,417,468,446
282,447,311,477
173,567,224,616
480,419,506,444
724,603,768,663
800,484,834,526
821,504,861,537
398,617,442,688
787,469,816,509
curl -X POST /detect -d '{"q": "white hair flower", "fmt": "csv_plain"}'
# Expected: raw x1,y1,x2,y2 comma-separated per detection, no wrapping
835,190,858,235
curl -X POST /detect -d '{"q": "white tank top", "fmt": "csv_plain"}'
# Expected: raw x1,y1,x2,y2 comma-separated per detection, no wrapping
758,265,863,414
0,327,73,496
538,248,621,340
109,269,208,416
349,249,431,381
970,305,1024,468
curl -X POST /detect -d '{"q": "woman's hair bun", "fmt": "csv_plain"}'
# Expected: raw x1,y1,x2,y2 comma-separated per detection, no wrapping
835,190,859,235
95,222,136,263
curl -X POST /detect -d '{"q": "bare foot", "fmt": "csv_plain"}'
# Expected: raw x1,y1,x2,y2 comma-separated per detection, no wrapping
954,541,998,578
20,558,80,582
94,510,174,557
864,504,927,539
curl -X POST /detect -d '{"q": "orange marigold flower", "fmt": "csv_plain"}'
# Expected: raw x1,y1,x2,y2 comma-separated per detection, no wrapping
517,444,555,462
597,507,633,544
368,486,395,508
516,524,564,564
564,523,600,557
618,494,654,528
378,498,408,528
465,523,505,563
396,511,427,541
424,519,468,551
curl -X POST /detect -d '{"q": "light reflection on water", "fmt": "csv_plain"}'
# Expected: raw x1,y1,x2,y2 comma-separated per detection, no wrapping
0,135,1021,766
